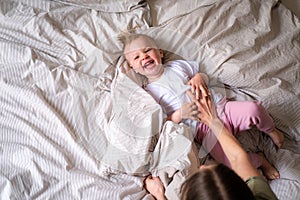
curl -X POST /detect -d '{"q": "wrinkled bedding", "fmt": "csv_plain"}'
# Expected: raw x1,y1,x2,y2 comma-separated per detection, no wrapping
0,0,299,199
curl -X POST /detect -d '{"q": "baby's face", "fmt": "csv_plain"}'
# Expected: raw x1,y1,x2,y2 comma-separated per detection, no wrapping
124,37,163,78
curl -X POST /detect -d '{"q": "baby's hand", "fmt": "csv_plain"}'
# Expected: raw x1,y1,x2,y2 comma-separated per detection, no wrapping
180,102,199,120
186,89,216,126
188,73,210,100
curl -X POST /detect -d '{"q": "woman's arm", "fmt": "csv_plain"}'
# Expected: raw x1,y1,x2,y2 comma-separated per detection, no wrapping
208,118,260,181
189,92,261,181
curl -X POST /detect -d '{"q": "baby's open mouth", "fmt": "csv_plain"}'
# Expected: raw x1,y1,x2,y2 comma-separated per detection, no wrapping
143,60,155,69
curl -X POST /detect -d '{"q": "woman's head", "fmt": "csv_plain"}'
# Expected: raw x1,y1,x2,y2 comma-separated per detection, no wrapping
181,163,255,200
119,33,164,81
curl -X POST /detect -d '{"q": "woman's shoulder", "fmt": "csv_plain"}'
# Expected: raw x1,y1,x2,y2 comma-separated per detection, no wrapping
246,176,278,200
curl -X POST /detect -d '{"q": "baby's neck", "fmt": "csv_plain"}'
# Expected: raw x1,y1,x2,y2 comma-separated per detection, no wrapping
148,77,160,83
147,69,164,83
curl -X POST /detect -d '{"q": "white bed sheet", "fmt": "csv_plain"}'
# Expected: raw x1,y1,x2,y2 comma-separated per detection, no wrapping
0,0,299,199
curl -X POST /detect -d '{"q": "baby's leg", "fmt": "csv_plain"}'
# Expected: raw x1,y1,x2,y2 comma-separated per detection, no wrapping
224,101,284,148
196,124,231,167
267,129,284,148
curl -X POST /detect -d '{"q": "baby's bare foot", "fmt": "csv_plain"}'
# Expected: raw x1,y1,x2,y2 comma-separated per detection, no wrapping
267,128,284,148
258,152,280,180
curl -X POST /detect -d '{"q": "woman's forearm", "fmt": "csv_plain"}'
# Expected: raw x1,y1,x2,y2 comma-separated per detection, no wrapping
208,118,260,180
209,119,242,161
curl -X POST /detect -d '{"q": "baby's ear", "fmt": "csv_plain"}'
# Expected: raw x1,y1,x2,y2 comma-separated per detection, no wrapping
120,58,132,73
159,49,164,58
125,59,132,68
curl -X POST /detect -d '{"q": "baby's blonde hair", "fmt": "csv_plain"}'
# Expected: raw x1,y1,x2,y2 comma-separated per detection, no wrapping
118,33,158,52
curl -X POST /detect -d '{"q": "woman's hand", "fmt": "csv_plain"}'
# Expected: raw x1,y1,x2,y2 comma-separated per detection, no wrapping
188,73,210,100
144,175,166,200
197,94,217,126
186,90,216,126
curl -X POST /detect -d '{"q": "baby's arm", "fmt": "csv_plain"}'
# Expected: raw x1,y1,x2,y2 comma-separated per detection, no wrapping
165,102,199,123
188,73,210,100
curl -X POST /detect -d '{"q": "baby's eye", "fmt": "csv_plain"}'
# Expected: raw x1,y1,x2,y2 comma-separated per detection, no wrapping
145,48,151,52
134,56,139,60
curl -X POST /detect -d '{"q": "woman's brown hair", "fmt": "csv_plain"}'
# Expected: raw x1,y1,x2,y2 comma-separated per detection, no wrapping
181,163,255,200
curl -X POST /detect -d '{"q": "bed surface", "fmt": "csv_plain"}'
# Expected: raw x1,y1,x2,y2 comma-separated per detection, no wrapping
0,0,299,199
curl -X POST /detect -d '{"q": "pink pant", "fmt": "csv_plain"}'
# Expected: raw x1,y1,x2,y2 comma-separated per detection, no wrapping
195,100,275,168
